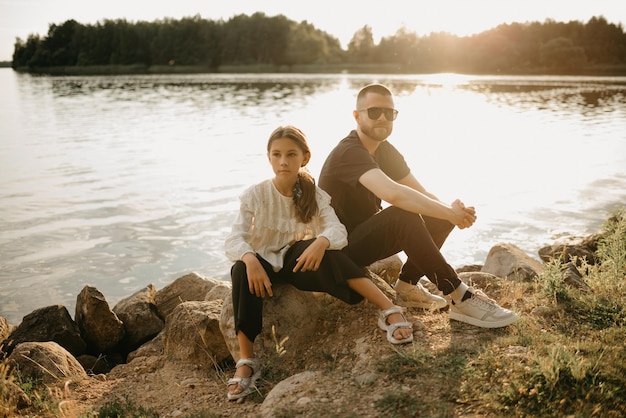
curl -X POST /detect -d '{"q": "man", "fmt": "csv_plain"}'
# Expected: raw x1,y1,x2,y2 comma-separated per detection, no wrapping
318,83,516,328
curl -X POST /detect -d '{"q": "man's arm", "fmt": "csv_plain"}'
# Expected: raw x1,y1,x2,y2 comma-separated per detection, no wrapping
359,168,475,229
396,172,440,201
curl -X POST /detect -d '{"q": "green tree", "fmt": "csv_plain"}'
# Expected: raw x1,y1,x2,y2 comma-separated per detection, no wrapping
467,30,519,73
539,37,587,70
348,25,375,63
376,27,421,69
43,19,80,66
282,21,328,67
10,12,626,74
12,34,41,67
582,16,626,64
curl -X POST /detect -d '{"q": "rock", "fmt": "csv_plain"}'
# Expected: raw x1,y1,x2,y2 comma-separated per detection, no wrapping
219,271,396,365
162,300,231,366
368,271,396,300
505,345,529,359
7,341,87,384
76,353,112,375
108,354,166,379
0,316,12,344
205,282,232,302
481,243,545,281
580,232,602,253
154,272,217,320
2,305,86,357
352,337,378,385
75,286,125,354
458,271,506,297
113,284,164,353
538,243,596,265
219,283,324,363
531,306,557,317
456,264,483,273
367,255,403,286
560,262,592,291
260,370,321,417
127,333,164,362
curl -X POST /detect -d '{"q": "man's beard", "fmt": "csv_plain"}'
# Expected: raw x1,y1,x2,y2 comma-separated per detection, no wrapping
362,123,392,142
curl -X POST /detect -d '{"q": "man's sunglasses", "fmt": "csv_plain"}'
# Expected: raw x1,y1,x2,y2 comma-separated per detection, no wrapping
359,107,399,121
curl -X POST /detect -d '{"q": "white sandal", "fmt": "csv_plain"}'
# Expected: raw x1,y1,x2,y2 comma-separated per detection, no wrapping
226,357,263,401
378,306,414,345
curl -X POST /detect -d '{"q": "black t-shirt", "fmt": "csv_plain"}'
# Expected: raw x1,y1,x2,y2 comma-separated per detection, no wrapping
319,130,410,233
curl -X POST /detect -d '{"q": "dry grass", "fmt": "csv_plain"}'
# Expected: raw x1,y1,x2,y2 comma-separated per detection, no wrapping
1,209,624,417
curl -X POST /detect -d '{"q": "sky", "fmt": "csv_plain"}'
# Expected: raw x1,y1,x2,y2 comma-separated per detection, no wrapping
1,0,625,62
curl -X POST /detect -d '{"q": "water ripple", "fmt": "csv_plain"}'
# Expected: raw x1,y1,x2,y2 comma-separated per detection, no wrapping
1,71,624,323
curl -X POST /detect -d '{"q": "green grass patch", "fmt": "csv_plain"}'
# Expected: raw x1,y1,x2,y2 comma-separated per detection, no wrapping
97,394,159,418
374,391,422,417
459,208,626,417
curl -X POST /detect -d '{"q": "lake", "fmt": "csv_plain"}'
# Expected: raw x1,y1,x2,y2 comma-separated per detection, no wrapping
1,69,625,324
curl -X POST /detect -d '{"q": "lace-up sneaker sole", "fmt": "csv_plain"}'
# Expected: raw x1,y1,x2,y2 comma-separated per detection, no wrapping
450,294,517,328
449,309,517,328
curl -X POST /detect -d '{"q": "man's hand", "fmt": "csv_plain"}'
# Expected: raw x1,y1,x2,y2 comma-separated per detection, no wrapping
293,237,330,272
451,199,477,229
242,253,273,298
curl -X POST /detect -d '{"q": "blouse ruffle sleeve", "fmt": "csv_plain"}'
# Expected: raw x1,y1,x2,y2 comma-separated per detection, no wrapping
316,187,348,250
224,186,256,262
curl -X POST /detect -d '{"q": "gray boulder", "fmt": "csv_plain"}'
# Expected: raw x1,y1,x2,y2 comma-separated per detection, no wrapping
162,300,231,366
482,243,545,281
219,283,324,363
154,272,216,320
205,281,232,302
260,371,322,417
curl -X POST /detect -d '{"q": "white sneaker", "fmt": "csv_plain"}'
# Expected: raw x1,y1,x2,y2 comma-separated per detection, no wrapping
394,280,448,310
449,288,517,328
419,277,443,296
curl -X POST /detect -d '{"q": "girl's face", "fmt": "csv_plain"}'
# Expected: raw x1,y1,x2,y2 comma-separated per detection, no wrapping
268,137,310,182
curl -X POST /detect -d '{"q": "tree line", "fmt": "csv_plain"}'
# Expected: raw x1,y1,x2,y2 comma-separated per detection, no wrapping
11,12,626,74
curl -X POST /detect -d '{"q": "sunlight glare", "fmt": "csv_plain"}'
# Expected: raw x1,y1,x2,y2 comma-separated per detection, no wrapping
421,73,473,88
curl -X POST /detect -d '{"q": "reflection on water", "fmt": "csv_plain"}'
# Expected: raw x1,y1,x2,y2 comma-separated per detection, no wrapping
0,71,625,324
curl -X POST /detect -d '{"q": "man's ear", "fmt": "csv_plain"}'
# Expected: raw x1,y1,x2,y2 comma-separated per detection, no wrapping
353,109,360,122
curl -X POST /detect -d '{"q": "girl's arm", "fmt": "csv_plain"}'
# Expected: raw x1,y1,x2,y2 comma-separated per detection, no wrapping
292,188,345,273
224,192,256,263
224,191,274,297
292,236,329,273
242,251,273,298
316,188,348,250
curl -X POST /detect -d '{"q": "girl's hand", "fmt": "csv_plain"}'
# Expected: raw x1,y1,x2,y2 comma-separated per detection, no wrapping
293,237,330,272
242,253,273,298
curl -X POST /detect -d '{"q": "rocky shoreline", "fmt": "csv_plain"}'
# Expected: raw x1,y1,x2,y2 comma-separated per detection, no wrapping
0,229,603,416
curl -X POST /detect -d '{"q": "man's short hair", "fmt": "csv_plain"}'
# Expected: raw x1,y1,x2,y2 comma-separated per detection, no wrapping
357,83,393,107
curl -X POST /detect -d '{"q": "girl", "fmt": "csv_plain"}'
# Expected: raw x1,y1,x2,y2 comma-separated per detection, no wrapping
224,125,413,401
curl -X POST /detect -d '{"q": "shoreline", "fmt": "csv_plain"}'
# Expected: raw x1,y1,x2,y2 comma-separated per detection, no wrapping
8,63,626,76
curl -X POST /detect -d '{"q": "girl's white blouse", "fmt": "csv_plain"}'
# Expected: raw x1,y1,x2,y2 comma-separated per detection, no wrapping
224,179,348,272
